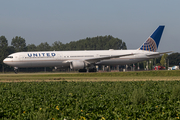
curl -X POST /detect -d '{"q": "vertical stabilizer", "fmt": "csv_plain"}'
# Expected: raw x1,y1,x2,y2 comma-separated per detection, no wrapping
138,26,165,52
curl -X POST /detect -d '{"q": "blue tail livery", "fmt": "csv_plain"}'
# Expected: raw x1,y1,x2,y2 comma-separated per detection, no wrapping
138,25,165,52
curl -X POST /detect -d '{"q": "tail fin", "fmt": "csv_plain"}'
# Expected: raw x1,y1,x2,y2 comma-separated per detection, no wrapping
138,25,165,52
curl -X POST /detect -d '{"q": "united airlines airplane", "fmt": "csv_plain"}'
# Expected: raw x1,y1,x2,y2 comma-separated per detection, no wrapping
3,25,170,73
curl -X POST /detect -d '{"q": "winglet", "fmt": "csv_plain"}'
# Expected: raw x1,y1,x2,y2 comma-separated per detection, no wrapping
138,25,165,52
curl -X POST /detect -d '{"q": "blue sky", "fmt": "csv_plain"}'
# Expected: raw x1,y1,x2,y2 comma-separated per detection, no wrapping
1,1,180,52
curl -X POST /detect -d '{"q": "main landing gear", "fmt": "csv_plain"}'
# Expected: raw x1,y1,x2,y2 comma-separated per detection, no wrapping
78,68,97,72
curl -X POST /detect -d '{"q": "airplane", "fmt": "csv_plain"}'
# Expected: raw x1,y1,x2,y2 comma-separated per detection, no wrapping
3,25,170,73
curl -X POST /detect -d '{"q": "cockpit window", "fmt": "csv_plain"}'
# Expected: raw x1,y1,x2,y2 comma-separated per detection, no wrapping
7,56,13,58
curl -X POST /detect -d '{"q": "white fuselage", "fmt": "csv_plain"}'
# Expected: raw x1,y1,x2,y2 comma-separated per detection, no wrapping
3,49,160,68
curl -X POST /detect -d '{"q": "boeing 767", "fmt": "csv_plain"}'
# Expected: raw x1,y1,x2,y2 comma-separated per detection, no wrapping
3,25,170,73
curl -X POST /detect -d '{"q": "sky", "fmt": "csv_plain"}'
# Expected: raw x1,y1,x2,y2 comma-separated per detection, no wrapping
1,0,180,52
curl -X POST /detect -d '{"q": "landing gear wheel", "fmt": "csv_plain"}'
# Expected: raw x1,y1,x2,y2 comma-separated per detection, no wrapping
89,68,97,72
79,69,87,72
14,67,18,74
14,69,18,74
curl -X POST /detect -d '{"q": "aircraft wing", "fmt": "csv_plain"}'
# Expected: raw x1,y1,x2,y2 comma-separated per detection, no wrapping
84,53,134,64
146,51,173,56
63,53,134,64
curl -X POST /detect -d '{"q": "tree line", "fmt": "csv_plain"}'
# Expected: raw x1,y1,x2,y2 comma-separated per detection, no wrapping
0,35,127,72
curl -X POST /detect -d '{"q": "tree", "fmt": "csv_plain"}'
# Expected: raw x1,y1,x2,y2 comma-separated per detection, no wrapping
0,36,8,60
27,44,37,51
120,42,127,50
155,57,161,66
167,53,180,66
61,35,127,50
0,36,8,48
0,36,9,72
160,53,168,67
52,41,64,51
7,46,15,55
36,42,51,51
11,36,27,52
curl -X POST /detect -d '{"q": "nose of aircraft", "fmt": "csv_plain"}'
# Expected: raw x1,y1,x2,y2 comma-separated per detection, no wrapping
3,58,7,64
3,58,11,65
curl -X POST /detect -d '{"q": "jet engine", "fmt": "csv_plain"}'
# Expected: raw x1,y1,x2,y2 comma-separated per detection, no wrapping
70,60,85,69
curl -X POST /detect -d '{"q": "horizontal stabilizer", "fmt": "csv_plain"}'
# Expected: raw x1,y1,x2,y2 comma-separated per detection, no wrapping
146,51,173,56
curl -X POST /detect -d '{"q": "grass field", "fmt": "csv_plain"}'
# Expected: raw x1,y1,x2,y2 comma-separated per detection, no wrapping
1,70,180,119
1,70,180,82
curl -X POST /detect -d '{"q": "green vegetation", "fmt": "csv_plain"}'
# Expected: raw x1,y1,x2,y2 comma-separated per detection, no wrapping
0,71,180,119
160,53,168,67
1,70,180,82
168,52,180,66
1,81,180,119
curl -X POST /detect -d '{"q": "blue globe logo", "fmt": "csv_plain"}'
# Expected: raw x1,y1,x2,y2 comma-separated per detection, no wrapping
139,37,157,52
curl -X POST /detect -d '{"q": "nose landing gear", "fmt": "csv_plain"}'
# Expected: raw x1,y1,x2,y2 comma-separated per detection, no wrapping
14,67,18,74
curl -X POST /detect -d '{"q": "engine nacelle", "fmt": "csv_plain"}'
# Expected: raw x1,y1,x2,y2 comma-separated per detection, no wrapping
70,60,85,69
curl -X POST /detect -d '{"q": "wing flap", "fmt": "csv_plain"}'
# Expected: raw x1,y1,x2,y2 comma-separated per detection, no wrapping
85,53,134,63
